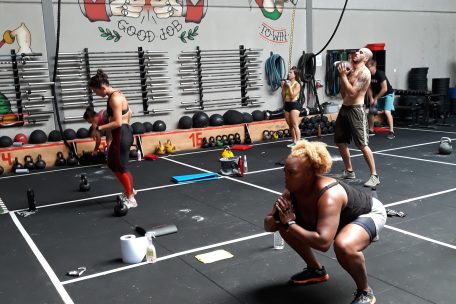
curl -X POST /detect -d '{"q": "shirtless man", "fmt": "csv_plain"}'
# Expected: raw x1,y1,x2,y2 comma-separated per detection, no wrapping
335,48,379,188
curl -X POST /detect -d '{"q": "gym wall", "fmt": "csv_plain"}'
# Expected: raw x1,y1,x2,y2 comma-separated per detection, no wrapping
1,0,456,139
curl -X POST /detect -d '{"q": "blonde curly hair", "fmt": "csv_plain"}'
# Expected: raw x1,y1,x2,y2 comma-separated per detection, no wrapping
289,139,332,174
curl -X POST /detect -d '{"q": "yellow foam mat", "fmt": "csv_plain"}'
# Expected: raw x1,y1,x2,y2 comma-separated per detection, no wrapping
195,249,234,264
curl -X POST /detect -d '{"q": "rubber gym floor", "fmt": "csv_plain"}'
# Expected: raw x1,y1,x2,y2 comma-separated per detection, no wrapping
1,126,456,304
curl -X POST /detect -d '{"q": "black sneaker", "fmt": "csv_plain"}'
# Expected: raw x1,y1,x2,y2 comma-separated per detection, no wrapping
289,266,329,285
386,132,395,140
351,287,376,304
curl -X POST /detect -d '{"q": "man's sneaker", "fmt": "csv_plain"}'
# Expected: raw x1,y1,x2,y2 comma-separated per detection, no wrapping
287,142,296,148
386,132,395,140
351,287,376,304
364,175,380,188
368,130,375,137
340,170,356,179
289,266,330,285
120,188,138,200
122,196,138,209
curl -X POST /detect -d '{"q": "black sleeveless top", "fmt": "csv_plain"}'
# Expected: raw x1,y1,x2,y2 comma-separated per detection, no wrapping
106,91,130,117
291,180,372,232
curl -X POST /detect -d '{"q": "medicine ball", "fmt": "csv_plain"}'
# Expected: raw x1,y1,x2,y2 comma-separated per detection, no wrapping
252,110,265,121
63,128,77,140
209,114,224,126
29,130,47,144
153,120,167,132
192,111,210,128
143,121,154,133
76,128,90,139
223,110,243,125
131,122,145,134
14,133,28,144
242,112,253,123
48,130,62,142
0,135,13,148
178,116,193,129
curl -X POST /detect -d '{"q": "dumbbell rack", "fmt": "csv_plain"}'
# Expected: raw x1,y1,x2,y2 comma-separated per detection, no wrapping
178,45,264,111
56,48,173,123
0,50,55,127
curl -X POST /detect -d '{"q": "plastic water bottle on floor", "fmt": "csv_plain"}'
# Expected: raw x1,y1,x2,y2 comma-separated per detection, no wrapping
145,232,157,263
273,231,284,249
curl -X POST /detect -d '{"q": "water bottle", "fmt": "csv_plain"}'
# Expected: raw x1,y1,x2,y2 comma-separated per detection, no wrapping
273,231,284,250
243,155,248,173
137,149,142,161
145,233,157,263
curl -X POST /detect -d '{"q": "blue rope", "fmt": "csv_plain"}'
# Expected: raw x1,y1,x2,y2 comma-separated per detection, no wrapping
265,53,286,91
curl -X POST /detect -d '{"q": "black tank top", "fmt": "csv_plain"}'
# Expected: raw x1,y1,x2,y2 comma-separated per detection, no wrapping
106,91,130,117
291,180,372,232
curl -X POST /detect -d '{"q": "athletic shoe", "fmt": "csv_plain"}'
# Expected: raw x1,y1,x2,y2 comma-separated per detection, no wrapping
351,287,376,304
120,188,138,200
289,266,330,285
368,130,375,137
122,196,138,209
386,132,395,140
364,175,380,188
340,170,356,179
287,142,296,148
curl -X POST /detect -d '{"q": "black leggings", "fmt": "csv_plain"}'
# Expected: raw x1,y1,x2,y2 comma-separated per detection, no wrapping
108,124,133,173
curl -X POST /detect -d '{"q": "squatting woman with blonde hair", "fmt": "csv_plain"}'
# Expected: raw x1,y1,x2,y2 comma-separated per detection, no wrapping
264,140,386,304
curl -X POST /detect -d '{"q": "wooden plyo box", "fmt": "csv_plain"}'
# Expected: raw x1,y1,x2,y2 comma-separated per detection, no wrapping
0,115,336,173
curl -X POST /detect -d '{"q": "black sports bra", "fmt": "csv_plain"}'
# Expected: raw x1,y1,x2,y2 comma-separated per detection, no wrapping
106,91,129,117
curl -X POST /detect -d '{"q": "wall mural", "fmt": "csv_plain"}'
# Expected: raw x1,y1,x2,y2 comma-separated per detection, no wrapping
79,0,296,44
0,23,33,54
253,0,296,44
79,0,207,43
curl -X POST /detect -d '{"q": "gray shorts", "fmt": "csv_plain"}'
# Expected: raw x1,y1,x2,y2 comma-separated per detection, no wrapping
352,198,387,242
334,105,369,147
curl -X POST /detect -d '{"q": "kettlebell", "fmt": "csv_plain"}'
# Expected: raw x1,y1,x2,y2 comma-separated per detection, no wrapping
227,134,235,146
113,196,129,217
234,133,242,145
221,146,234,158
208,136,216,148
129,148,139,159
263,130,271,140
155,141,166,155
202,137,209,148
277,130,284,139
55,152,66,166
24,155,35,170
35,154,46,170
67,151,78,166
215,135,224,147
165,140,175,154
284,129,291,138
222,135,229,146
438,137,453,155
12,157,24,173
79,174,91,192
272,131,279,140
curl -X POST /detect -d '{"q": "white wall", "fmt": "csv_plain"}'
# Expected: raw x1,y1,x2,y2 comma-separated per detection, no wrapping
312,0,456,100
1,0,456,139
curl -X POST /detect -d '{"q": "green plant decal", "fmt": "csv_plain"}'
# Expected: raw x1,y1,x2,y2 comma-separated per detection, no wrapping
179,26,199,43
98,27,121,42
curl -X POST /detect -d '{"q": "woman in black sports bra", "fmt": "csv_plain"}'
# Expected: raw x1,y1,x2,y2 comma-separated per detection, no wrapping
281,66,302,148
88,69,137,209
264,139,386,304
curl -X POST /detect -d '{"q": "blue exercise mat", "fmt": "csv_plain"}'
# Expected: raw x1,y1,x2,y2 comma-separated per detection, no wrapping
172,172,219,183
